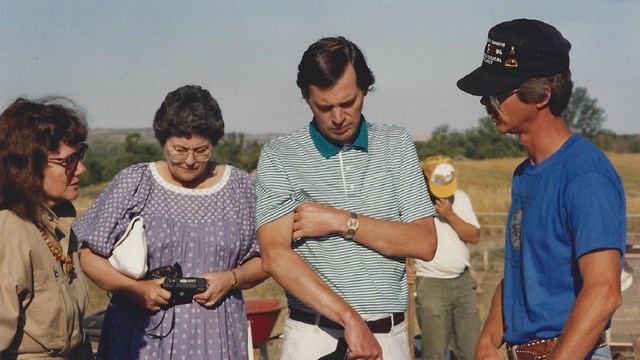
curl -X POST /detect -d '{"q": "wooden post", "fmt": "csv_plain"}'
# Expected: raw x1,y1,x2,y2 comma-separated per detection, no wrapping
407,258,416,360
483,250,489,272
247,321,255,360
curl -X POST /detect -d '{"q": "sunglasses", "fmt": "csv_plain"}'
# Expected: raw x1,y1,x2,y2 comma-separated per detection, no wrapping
48,143,88,176
489,89,520,111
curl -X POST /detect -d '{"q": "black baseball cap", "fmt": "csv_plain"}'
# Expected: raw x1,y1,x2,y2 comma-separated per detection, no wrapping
457,19,571,96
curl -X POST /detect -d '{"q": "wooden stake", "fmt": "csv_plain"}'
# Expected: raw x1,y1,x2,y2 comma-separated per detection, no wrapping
407,258,416,360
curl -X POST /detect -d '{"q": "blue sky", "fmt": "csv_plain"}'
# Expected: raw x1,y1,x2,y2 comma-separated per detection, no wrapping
1,1,639,136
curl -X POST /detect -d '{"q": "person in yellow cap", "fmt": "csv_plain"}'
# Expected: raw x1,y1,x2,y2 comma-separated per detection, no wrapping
408,155,481,360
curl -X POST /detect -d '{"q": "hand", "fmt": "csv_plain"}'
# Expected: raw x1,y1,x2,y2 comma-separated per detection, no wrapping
475,339,503,360
127,278,171,312
292,202,345,241
344,319,383,360
434,198,454,220
193,271,235,308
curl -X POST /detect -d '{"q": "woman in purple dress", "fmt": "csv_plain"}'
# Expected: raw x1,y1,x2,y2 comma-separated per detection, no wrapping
74,85,268,360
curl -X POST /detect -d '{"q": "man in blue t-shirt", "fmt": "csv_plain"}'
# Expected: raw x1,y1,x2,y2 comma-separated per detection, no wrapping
457,19,626,359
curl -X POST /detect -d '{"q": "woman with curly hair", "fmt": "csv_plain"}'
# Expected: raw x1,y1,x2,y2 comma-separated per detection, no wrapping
0,97,93,359
74,85,267,359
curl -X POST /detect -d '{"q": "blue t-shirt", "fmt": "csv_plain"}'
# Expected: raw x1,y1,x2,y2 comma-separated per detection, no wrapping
503,135,626,344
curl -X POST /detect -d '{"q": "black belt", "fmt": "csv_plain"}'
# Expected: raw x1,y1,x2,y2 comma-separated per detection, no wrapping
288,308,404,334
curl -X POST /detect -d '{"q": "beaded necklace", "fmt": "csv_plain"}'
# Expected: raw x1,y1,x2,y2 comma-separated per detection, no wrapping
38,227,73,281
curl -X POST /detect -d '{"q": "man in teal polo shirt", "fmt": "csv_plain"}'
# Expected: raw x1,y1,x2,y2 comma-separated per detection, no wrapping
256,36,438,360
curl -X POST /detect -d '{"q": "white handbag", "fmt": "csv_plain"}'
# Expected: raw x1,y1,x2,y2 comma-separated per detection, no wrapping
108,215,148,279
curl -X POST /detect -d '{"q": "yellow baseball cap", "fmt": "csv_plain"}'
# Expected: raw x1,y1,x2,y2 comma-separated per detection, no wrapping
421,155,457,198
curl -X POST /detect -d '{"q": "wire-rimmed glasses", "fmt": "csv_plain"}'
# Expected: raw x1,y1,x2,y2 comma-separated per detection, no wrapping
168,145,212,164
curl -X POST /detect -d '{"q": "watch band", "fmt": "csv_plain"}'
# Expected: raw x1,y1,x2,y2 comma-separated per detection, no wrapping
346,212,359,239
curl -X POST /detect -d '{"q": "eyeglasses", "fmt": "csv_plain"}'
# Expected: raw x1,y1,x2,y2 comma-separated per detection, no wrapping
168,145,212,164
489,89,520,111
48,143,88,176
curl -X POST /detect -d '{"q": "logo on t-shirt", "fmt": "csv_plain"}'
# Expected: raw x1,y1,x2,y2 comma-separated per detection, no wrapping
510,209,523,251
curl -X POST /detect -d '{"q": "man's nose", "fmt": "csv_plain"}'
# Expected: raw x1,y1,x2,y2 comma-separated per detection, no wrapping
331,107,345,123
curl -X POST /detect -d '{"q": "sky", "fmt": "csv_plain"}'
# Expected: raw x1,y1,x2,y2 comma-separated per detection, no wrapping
1,1,639,137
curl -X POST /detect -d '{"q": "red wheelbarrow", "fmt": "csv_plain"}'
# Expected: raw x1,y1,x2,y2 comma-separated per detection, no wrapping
246,298,286,360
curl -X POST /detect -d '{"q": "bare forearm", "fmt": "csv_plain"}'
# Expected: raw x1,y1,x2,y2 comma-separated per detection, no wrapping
261,248,380,356
261,243,358,325
258,214,363,327
550,286,620,359
476,280,505,358
261,211,383,356
233,257,269,290
79,247,138,293
352,216,437,261
444,213,480,245
293,202,436,261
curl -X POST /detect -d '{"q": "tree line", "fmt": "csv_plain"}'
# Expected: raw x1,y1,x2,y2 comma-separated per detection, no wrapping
80,87,639,187
80,132,262,186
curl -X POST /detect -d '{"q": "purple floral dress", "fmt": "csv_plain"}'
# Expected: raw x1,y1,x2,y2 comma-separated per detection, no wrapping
74,163,258,360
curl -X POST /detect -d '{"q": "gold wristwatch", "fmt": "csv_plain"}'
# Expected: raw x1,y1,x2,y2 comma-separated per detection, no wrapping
345,212,359,239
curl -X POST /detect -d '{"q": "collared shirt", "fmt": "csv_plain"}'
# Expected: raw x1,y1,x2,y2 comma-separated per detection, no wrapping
256,117,435,314
0,203,90,358
309,118,369,158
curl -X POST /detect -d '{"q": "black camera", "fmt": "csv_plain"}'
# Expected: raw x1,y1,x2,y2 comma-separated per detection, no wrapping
162,276,208,306
146,263,180,280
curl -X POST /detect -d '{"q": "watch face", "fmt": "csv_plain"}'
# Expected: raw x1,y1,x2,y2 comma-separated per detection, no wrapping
347,218,359,230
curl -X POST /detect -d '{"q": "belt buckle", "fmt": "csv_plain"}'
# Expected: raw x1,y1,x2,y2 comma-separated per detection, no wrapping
507,344,537,360
508,341,553,360
508,344,519,360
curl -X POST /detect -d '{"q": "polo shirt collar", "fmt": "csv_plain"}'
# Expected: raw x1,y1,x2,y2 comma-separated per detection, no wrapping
310,116,369,159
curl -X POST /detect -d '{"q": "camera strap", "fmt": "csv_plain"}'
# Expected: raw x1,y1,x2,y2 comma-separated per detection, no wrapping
143,308,176,339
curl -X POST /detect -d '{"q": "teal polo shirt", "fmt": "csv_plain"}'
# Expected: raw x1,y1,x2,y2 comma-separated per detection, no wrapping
309,117,369,158
256,117,435,314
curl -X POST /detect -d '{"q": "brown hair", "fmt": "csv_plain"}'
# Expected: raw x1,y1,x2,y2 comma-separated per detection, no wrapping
517,70,573,116
296,36,375,98
0,97,88,224
153,85,225,146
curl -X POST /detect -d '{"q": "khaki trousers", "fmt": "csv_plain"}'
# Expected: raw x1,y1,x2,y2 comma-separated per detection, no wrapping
415,270,481,360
